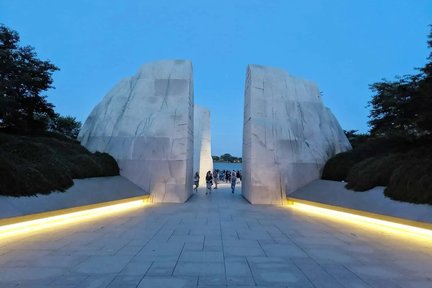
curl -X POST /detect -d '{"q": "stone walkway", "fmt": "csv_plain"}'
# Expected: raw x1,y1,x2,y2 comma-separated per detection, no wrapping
0,183,431,288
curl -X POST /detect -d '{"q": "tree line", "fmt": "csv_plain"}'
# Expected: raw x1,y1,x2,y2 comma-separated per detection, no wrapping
324,26,432,205
347,26,432,142
0,24,80,138
212,153,242,163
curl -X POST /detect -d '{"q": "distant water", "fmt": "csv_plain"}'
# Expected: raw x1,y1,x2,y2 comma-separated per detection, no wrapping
213,162,243,171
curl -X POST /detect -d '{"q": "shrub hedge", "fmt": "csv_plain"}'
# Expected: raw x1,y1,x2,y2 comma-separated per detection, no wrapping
322,137,408,181
384,147,432,204
345,154,406,191
322,136,432,205
321,151,363,181
0,132,119,197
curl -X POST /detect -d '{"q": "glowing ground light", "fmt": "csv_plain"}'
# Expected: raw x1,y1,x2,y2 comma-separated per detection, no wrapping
0,196,151,239
286,198,432,241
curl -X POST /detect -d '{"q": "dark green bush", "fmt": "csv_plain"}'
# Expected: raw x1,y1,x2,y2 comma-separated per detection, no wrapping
322,135,432,205
18,165,53,196
321,151,362,181
383,146,432,204
0,132,119,197
322,136,414,181
385,159,432,205
345,154,406,191
67,154,103,178
94,152,120,176
0,150,22,196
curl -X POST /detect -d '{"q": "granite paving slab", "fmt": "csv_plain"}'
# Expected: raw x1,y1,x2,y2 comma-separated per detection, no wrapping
0,183,431,287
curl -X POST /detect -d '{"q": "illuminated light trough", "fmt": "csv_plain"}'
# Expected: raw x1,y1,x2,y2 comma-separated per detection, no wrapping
0,196,151,239
286,198,432,241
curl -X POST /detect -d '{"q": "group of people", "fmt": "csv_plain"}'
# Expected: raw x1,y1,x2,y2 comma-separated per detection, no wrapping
218,169,242,183
193,169,242,195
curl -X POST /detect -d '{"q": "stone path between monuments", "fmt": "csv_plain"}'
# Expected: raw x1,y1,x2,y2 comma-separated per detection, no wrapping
0,183,431,288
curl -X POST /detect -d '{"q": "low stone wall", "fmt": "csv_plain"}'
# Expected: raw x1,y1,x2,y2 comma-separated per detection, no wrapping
0,176,149,220
290,179,432,224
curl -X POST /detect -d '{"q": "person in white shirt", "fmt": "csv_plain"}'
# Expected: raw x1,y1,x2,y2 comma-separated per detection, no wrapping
193,172,200,192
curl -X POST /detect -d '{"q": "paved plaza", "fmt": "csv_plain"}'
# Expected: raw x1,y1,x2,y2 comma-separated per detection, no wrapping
0,183,431,288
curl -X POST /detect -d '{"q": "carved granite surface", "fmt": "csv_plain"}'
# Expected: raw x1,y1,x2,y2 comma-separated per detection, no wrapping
193,105,213,180
242,64,351,204
79,60,194,203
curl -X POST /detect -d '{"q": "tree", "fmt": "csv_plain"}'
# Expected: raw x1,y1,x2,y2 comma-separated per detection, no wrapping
368,75,420,136
343,130,370,148
368,27,432,137
0,24,59,132
50,114,81,139
220,153,234,162
416,26,432,132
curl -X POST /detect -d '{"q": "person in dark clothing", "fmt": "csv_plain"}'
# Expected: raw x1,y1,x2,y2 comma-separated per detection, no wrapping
205,171,213,195
213,169,219,189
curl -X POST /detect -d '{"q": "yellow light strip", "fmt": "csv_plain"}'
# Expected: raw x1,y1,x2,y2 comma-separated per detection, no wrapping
286,199,432,241
0,197,150,239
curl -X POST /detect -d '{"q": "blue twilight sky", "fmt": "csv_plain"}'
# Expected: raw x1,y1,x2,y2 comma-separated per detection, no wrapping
1,0,431,156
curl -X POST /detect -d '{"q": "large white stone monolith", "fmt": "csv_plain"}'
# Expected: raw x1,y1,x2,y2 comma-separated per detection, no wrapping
79,60,194,203
193,105,213,181
242,64,351,204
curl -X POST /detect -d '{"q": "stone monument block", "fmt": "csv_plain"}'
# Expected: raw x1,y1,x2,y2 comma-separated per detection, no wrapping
79,60,194,203
242,64,351,204
193,105,213,180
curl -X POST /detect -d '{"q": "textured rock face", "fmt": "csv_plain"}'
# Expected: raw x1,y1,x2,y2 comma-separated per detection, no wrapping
242,65,351,204
193,105,213,180
79,60,194,203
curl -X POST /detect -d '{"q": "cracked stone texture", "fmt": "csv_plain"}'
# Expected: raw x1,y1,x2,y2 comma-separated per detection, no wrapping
193,105,213,179
242,64,351,204
79,60,194,203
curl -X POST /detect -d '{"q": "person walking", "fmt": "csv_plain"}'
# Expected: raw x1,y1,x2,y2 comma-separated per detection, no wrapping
213,169,219,189
205,171,213,195
193,172,200,192
231,170,237,194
